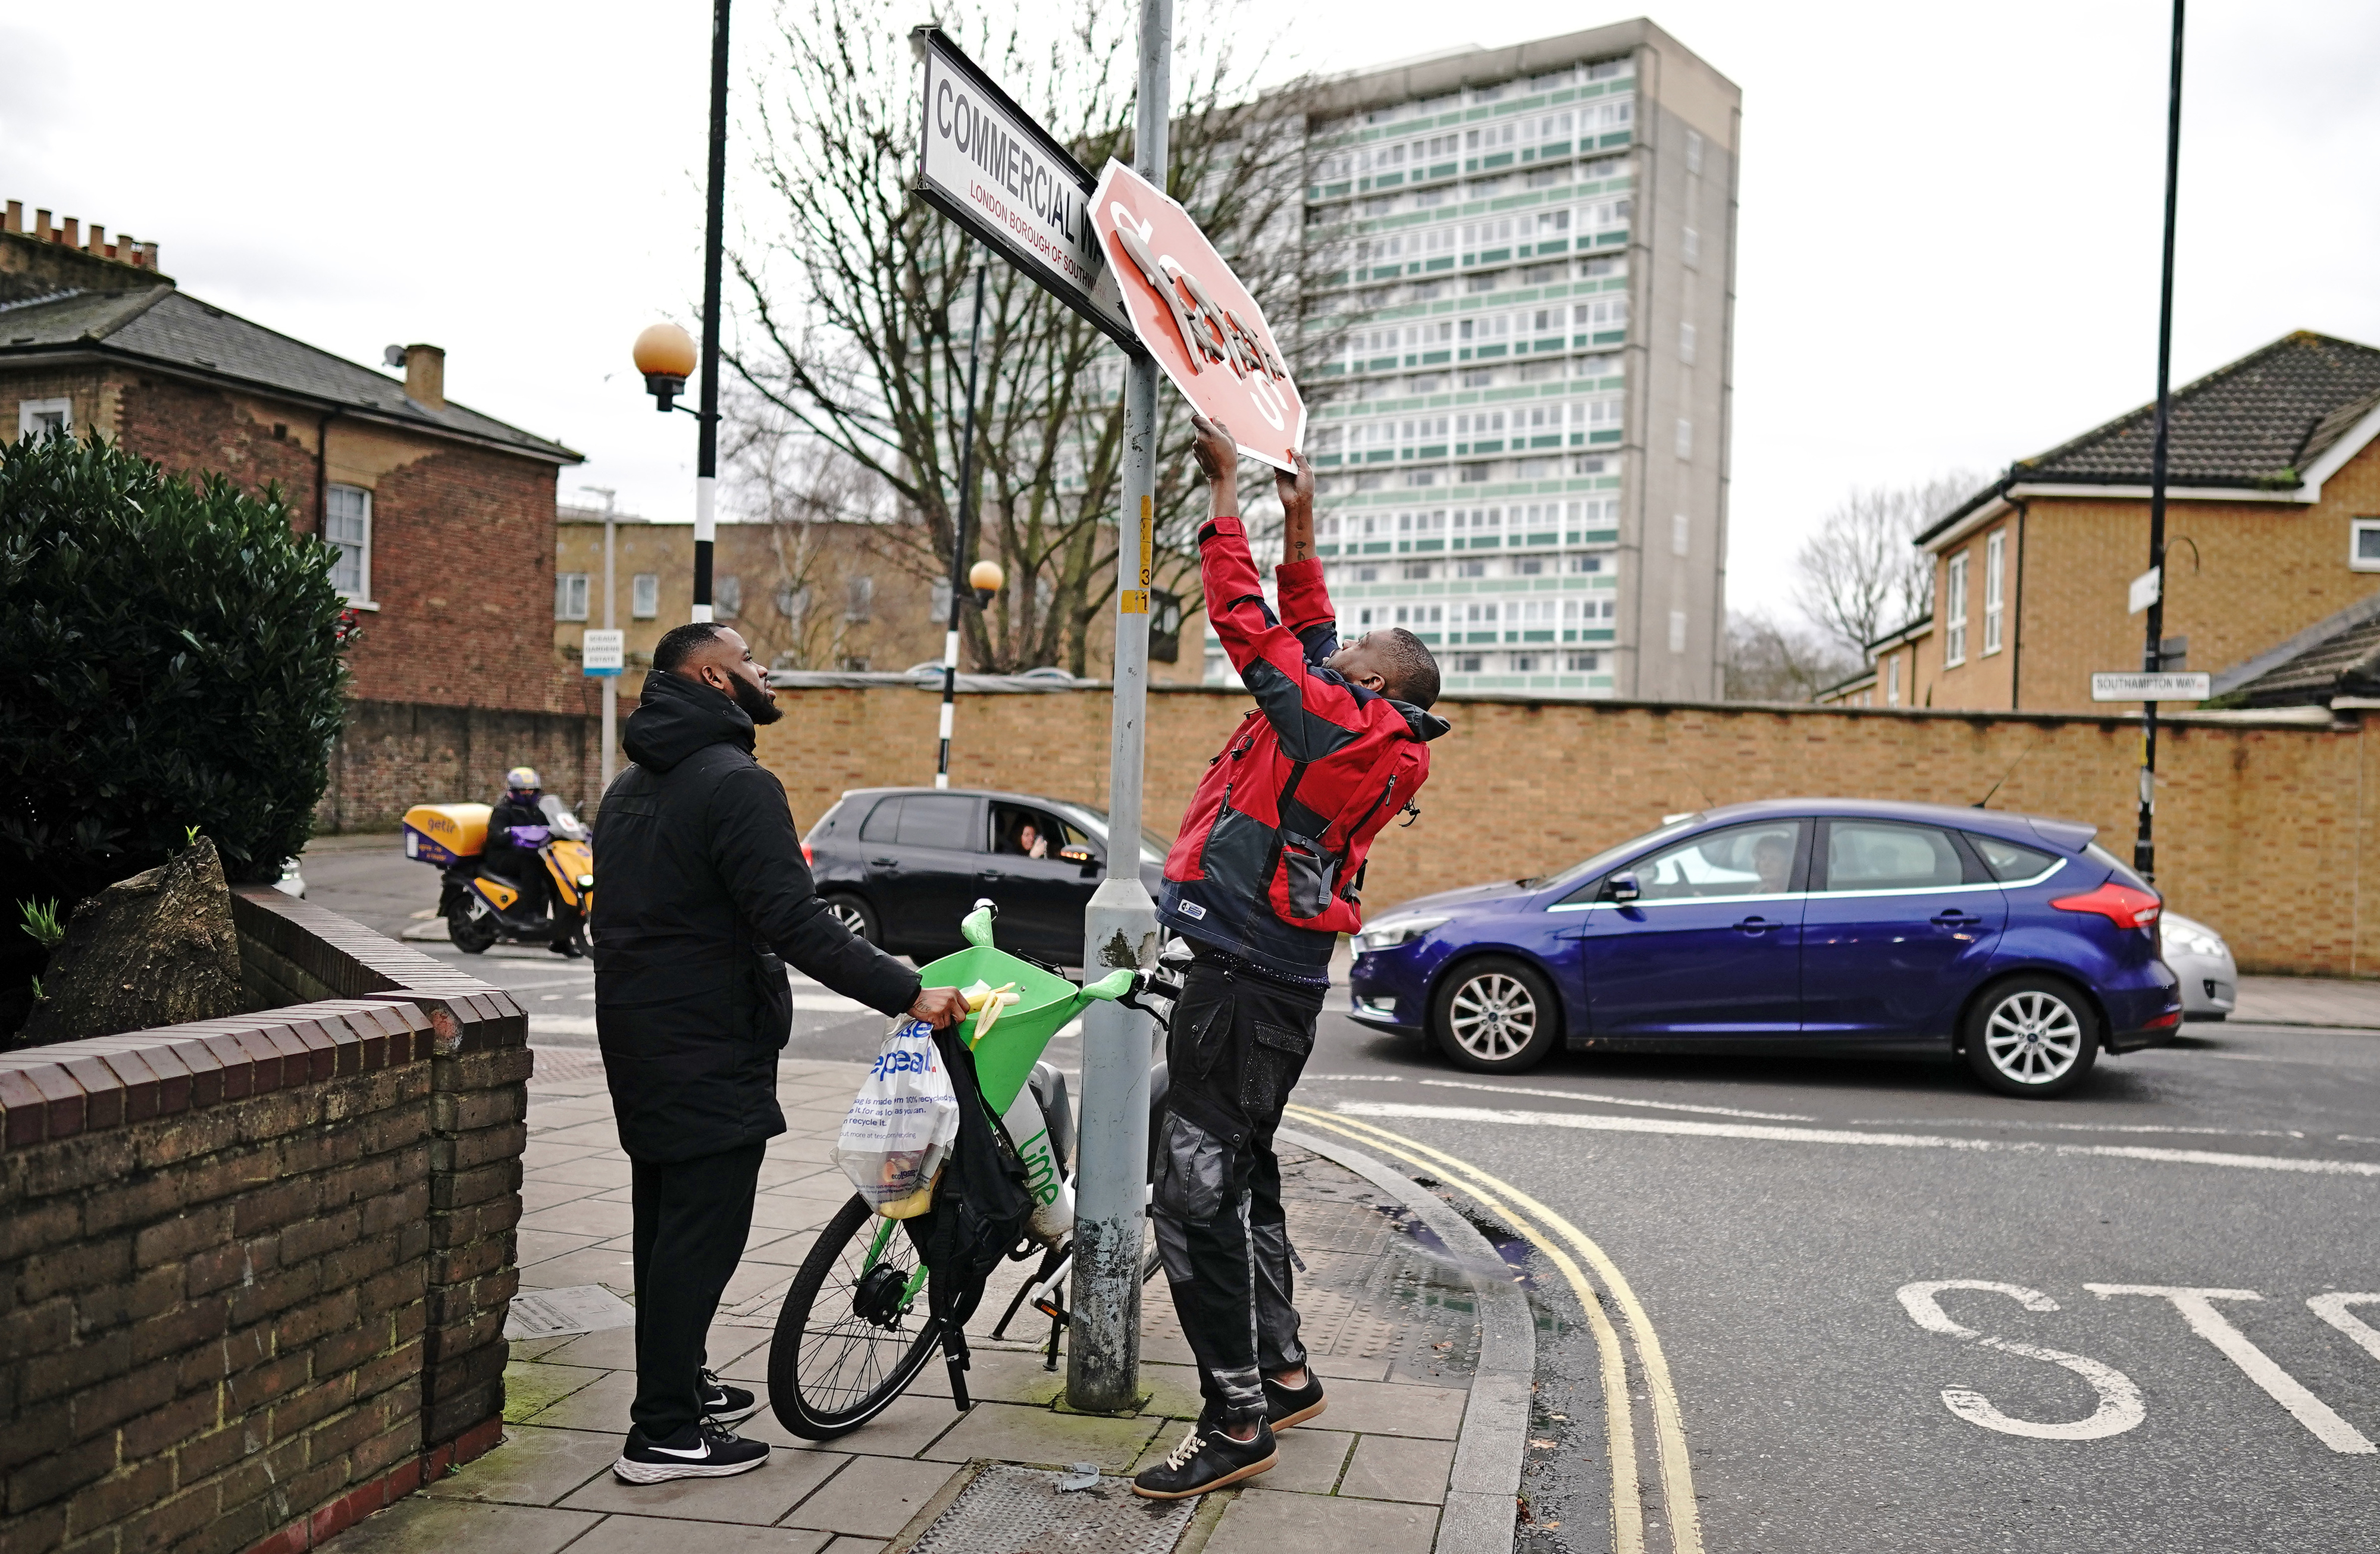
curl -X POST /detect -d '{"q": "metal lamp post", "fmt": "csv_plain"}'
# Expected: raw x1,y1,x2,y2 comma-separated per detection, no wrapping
2135,0,2186,881
937,258,995,789
634,0,732,625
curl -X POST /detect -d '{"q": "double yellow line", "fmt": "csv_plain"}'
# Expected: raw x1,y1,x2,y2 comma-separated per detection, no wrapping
1285,1104,1702,1554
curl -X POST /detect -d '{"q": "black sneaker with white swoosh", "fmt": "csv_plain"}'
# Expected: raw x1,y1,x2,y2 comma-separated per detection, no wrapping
613,1420,770,1483
701,1368,760,1425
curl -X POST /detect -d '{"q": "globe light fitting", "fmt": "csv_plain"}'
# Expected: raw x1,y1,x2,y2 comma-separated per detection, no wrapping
632,323,698,412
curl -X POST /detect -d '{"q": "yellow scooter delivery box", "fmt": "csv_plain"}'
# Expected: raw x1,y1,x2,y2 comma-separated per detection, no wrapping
402,803,491,866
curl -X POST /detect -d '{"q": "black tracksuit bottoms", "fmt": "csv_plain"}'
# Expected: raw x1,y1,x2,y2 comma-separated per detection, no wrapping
629,1142,765,1438
1151,957,1323,1425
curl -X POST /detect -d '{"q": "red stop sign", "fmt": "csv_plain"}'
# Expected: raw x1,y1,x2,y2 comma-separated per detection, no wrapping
1090,161,1305,471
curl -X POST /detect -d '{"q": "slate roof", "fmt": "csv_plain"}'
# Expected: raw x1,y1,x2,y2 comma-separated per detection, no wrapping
0,284,578,463
1919,331,2380,544
2229,611,2380,707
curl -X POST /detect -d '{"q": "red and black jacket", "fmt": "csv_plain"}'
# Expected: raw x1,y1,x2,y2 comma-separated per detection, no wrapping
1158,513,1450,980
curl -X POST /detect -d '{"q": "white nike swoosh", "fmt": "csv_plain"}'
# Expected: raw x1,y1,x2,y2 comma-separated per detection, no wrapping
647,1443,711,1459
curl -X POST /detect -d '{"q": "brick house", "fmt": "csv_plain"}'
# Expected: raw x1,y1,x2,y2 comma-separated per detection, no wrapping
1902,330,2380,712
2,202,588,824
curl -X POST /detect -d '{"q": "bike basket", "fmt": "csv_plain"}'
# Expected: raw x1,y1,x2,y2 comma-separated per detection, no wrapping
911,945,1087,1114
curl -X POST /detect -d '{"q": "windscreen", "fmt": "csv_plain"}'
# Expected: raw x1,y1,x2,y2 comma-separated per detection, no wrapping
1529,813,1705,897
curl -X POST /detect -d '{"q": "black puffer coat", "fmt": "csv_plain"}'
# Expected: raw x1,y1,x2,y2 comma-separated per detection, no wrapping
593,670,921,1161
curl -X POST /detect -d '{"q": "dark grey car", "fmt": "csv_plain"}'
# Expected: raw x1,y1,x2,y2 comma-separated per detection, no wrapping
802,787,1169,964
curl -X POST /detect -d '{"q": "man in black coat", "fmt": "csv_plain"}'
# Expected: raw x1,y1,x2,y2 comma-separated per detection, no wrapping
592,621,966,1483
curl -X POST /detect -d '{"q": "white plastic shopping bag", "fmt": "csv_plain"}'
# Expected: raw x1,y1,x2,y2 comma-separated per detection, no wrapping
833,1017,961,1217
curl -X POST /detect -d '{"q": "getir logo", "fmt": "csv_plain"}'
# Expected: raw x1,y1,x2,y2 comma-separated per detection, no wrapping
1091,159,1305,471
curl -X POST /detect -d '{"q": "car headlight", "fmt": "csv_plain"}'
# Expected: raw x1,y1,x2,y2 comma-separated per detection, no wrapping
1355,915,1448,952
2165,925,2224,958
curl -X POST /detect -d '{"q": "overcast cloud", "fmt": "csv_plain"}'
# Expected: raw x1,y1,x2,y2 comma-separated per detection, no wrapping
5,1,2374,626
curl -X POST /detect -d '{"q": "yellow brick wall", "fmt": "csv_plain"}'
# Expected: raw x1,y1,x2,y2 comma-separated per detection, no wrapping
751,684,2380,977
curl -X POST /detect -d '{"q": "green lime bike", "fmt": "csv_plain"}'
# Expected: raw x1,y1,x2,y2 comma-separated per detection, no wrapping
765,904,1182,1440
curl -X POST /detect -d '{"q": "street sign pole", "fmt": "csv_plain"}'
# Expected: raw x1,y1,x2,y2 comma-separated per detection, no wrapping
1067,0,1169,1416
602,510,618,792
2137,0,2185,881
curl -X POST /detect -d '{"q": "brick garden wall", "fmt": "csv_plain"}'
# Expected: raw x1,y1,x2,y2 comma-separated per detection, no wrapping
751,684,2380,977
0,891,528,1554
315,699,609,835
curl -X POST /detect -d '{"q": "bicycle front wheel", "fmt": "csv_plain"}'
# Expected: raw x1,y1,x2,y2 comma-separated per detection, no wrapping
768,1193,944,1439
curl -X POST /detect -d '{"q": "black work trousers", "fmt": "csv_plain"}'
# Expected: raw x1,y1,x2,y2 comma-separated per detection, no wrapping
1151,956,1322,1425
629,1142,765,1438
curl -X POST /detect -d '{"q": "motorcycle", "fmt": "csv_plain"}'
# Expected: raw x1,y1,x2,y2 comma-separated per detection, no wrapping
399,795,594,955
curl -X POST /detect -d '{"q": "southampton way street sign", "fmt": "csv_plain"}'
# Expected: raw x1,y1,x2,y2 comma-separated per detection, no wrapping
912,27,1136,349
2092,671,2210,702
1089,160,1306,473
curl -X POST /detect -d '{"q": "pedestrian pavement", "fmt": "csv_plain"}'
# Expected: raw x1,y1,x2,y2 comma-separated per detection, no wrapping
2232,974,2380,1029
323,1050,1523,1554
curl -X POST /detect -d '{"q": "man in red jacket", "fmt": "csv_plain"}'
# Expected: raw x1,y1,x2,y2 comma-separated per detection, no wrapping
1135,413,1449,1500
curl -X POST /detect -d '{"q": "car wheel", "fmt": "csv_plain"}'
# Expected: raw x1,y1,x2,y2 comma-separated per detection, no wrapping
1430,957,1559,1074
1963,975,2100,1098
822,894,880,947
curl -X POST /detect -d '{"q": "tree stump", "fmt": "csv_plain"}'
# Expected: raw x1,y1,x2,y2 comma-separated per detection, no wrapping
21,837,251,1044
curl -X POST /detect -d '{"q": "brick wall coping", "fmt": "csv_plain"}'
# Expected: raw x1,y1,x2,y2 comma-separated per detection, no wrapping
785,675,2369,729
0,886,524,1152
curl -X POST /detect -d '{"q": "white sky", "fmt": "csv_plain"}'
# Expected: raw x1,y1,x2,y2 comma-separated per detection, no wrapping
6,2,2375,627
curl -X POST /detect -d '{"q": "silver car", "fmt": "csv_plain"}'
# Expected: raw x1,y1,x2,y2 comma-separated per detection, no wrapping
2162,910,2236,1020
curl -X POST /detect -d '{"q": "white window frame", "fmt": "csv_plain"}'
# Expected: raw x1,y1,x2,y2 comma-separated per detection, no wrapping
2352,518,2380,572
1671,513,1690,557
1674,418,1693,460
1681,226,1700,268
1983,529,2005,654
631,572,660,619
1886,653,1902,706
17,397,71,439
1678,321,1696,364
555,572,590,622
1668,609,1687,654
324,483,373,605
1944,551,1969,666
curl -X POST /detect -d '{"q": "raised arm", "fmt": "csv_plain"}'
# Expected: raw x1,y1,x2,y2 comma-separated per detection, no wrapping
1190,415,1366,760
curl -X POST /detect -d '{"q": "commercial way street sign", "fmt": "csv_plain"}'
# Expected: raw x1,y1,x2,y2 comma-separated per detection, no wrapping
2091,671,2210,702
912,27,1136,349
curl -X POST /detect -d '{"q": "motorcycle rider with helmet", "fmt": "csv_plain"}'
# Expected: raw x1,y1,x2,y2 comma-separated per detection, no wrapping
488,766,578,957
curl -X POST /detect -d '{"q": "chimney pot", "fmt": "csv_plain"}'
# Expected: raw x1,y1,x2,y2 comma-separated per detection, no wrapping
61,217,79,248
35,209,52,240
87,223,104,255
4,201,20,234
403,343,446,412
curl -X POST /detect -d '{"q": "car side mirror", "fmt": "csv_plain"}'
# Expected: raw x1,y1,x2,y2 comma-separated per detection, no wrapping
1605,871,1641,904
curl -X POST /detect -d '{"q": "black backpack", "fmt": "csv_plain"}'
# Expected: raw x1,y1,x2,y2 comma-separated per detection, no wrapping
903,1025,1035,1406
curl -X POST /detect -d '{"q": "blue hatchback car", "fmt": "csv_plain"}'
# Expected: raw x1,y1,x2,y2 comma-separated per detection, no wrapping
1347,798,2183,1097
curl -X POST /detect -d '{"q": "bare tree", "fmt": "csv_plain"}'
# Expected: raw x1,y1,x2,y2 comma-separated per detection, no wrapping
1722,610,1861,703
1792,473,1978,657
722,400,896,669
725,0,1339,675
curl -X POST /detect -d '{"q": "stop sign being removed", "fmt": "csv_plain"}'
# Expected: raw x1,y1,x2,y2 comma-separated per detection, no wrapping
1089,160,1305,472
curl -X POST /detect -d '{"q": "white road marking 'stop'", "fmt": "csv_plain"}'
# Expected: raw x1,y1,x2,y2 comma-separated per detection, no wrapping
1338,1101,2380,1177
1418,1077,1816,1121
2087,1285,2378,1455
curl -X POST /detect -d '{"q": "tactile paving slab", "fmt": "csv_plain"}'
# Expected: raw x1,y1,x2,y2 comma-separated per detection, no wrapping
905,1464,1195,1553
